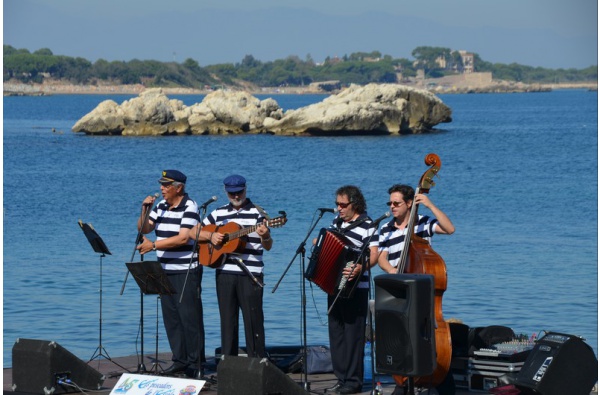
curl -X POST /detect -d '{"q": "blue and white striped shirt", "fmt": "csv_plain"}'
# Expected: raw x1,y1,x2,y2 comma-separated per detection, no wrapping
378,215,438,269
150,194,199,272
202,198,266,275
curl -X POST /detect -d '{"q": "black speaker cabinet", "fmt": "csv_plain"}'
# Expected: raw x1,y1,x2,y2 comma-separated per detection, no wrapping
12,338,105,394
515,332,598,395
217,356,308,395
374,273,435,376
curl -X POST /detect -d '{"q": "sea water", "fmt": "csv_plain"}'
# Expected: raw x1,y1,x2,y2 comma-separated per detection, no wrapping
3,89,597,367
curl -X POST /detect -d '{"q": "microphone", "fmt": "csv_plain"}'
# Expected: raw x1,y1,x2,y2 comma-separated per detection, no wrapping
200,195,218,209
371,212,391,227
143,193,160,206
317,208,338,213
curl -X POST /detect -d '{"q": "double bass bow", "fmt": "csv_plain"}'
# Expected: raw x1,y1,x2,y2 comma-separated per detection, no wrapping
394,153,452,389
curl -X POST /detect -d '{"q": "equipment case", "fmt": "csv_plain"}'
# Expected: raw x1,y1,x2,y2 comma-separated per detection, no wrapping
468,358,524,392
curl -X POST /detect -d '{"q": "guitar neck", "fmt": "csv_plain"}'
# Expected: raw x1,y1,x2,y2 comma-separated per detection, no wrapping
230,224,260,240
228,218,278,241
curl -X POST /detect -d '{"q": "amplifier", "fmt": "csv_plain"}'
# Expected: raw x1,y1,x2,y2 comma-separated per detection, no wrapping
515,332,597,395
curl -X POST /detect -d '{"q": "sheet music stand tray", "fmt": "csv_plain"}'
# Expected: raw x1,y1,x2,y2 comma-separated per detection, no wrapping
78,220,129,373
126,261,176,296
79,220,111,256
126,261,176,373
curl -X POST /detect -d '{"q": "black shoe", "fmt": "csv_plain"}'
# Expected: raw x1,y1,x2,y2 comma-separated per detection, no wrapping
162,363,188,375
337,384,362,394
391,384,406,395
324,382,343,393
185,367,205,380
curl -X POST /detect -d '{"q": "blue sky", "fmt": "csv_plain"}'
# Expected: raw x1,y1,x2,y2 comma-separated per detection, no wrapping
3,0,598,69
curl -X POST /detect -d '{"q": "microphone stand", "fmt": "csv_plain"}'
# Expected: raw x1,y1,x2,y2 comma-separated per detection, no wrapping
121,199,156,373
272,209,329,392
121,202,154,295
180,202,208,304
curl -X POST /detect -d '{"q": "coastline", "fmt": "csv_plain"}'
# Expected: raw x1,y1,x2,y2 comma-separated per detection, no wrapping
3,78,598,97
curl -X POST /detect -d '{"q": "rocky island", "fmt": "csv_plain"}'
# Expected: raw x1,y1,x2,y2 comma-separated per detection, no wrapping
71,83,452,136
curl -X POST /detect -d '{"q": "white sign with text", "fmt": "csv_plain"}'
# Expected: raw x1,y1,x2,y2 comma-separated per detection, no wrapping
110,373,205,395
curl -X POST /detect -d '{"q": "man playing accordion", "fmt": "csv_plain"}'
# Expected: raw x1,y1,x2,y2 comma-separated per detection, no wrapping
318,185,379,394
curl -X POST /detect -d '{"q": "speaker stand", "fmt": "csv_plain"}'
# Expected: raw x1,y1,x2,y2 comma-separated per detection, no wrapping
406,377,415,395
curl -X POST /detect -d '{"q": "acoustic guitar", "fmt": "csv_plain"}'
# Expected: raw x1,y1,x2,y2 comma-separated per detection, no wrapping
198,215,287,268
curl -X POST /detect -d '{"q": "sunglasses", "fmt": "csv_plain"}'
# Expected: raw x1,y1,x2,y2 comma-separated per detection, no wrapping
335,201,351,208
386,201,405,207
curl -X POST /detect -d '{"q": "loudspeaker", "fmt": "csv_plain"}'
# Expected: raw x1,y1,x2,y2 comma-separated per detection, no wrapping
514,332,598,395
217,356,308,395
12,338,105,394
374,274,435,376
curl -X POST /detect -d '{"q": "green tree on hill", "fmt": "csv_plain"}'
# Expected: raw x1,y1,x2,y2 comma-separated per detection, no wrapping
3,44,597,88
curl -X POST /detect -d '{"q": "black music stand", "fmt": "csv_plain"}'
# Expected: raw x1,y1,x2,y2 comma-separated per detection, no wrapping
126,261,176,374
78,220,128,372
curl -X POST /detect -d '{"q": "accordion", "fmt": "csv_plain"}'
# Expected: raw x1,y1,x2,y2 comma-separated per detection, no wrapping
305,228,362,298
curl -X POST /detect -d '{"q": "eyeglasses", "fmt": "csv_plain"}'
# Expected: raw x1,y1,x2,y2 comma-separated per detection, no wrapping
335,201,351,208
227,189,245,196
160,182,174,188
386,201,405,207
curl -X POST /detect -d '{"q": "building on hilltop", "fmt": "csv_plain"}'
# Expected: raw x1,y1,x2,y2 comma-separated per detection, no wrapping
459,51,474,73
435,55,447,69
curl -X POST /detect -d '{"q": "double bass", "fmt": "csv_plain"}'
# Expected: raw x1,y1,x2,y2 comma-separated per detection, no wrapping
394,153,452,389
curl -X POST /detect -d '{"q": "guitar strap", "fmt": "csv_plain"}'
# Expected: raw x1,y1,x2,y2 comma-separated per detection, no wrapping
254,203,270,221
335,214,371,267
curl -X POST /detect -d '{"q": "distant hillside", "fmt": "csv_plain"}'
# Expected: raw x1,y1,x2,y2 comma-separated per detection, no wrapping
3,45,597,93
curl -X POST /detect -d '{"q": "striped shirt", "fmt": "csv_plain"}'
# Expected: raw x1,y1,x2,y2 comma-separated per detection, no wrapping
202,198,266,275
378,215,438,269
327,212,379,289
150,194,199,272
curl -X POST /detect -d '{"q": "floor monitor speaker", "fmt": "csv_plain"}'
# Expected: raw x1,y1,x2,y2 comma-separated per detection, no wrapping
12,338,105,394
216,356,308,395
374,273,435,376
515,332,598,395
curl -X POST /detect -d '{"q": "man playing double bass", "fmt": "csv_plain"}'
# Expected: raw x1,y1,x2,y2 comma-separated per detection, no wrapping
377,184,455,395
378,184,455,273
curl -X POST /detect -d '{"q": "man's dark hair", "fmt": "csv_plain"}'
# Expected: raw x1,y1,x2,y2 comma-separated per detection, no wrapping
336,185,367,213
388,184,414,202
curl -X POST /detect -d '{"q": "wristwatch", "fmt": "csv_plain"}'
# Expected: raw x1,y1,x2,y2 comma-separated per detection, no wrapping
152,241,156,251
